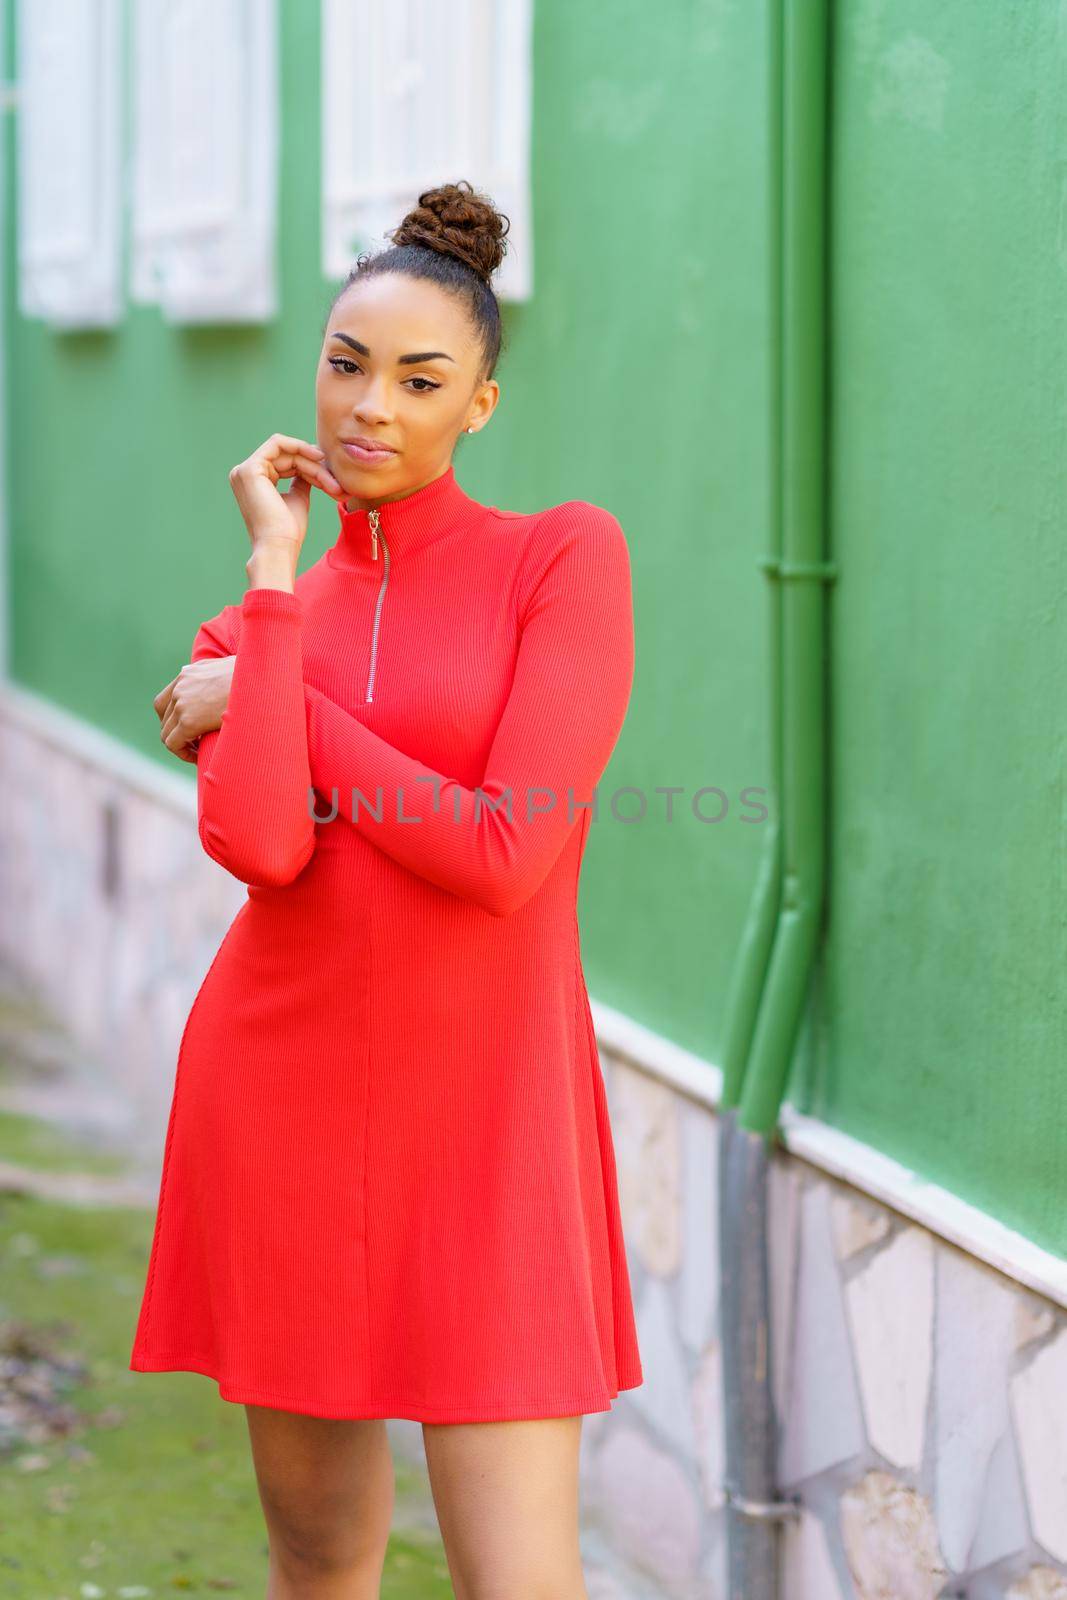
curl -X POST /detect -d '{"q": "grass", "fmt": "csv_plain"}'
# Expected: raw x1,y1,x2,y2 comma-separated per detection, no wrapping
0,1109,130,1177
0,1163,454,1597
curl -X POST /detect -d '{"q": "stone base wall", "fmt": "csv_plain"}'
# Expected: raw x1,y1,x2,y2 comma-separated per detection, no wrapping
586,1054,1067,1599
1,688,247,1181
4,687,1066,1600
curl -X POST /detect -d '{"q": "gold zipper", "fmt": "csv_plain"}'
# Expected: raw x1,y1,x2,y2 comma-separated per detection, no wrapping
365,508,387,703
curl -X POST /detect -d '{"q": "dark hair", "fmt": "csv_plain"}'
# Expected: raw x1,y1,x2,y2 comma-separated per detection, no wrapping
323,180,511,386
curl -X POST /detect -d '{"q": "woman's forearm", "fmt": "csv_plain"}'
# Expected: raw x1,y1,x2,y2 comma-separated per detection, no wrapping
195,587,316,887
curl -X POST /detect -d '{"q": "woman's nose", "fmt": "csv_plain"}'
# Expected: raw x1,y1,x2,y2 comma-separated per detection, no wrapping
353,381,392,418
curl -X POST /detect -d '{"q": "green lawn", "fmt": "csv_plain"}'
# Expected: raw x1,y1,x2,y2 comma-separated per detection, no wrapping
0,1178,454,1597
0,1109,130,1177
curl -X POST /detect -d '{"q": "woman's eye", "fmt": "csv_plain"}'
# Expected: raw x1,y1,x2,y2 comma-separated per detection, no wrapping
327,356,439,393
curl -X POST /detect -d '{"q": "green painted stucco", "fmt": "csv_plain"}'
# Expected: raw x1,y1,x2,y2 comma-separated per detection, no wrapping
806,0,1067,1249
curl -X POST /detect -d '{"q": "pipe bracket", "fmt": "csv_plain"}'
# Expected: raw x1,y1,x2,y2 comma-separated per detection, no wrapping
723,1485,803,1524
759,556,838,583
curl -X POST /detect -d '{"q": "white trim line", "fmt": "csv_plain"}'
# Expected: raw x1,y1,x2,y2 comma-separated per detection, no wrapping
1,679,196,817
590,997,725,1109
776,1106,1067,1309
6,683,1066,1312
590,995,1067,1312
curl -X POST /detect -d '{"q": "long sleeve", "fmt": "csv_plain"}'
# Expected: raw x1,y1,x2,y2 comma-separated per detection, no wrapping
192,586,316,888
303,508,635,916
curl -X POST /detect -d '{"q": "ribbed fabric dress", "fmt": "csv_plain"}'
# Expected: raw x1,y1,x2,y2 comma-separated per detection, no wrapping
128,463,644,1422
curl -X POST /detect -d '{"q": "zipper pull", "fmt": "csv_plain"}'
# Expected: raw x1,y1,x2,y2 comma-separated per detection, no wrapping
369,507,380,560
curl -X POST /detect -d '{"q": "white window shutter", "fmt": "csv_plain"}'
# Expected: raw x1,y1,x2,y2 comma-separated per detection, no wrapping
322,0,533,302
130,0,279,324
16,0,123,328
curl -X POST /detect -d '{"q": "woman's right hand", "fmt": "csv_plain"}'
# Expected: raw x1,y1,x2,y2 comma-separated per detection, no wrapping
228,432,344,557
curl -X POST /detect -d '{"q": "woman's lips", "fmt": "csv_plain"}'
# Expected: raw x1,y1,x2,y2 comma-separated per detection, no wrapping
341,441,397,465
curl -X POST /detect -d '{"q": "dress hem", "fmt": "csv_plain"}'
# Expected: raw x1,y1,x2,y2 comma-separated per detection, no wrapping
128,1347,644,1424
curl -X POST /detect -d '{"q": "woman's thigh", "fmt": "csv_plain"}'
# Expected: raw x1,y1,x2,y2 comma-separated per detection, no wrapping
243,1405,394,1576
422,1414,587,1600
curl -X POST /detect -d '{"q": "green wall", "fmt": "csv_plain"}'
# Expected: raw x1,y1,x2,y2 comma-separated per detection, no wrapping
805,0,1067,1250
6,2,1065,1255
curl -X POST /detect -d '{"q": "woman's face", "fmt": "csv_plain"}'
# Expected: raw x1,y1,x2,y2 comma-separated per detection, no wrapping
316,273,499,510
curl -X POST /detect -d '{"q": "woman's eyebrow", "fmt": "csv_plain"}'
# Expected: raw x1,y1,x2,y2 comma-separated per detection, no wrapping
328,331,456,365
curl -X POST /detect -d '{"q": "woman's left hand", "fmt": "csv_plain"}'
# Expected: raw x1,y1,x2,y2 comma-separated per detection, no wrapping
154,655,235,762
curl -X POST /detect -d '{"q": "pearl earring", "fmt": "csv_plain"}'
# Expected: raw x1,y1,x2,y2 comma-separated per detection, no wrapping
466,426,474,434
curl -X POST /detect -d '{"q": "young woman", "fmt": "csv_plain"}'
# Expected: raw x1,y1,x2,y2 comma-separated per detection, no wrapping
133,179,643,1599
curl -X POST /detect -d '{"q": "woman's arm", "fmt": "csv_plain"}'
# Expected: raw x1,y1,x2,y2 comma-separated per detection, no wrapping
304,505,635,916
177,429,341,887
191,587,316,888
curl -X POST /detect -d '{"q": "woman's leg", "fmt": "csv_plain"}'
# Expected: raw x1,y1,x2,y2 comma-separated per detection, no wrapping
243,1404,395,1600
422,1415,587,1600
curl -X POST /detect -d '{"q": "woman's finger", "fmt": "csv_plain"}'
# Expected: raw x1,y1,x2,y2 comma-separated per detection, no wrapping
153,678,177,721
161,717,197,759
160,683,194,751
255,433,326,464
159,698,181,752
258,447,317,480
270,450,344,498
234,434,341,496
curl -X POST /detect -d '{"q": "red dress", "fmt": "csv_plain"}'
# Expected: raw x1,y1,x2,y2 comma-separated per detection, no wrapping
129,463,644,1422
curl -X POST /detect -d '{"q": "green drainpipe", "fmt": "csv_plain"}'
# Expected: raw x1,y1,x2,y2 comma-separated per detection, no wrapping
716,0,836,1593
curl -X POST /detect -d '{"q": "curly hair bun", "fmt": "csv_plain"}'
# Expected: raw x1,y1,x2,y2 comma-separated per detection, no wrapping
388,180,510,285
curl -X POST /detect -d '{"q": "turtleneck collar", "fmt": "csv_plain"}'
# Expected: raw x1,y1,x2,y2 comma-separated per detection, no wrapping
326,463,483,570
